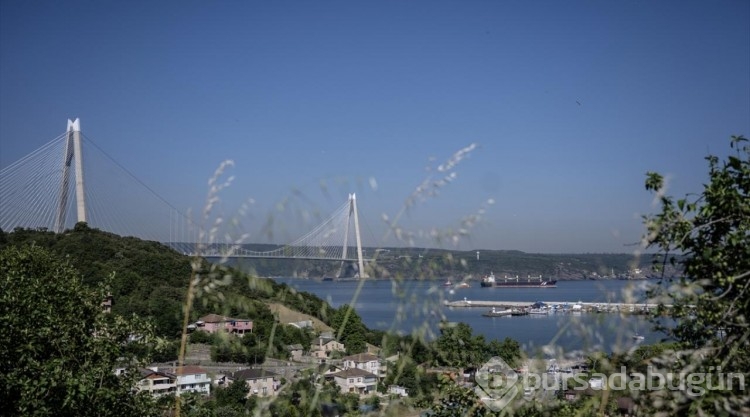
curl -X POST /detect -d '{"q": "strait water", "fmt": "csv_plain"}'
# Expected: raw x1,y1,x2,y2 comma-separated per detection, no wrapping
274,278,671,354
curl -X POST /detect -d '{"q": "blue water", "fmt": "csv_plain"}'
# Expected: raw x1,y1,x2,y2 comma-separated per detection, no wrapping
273,278,671,354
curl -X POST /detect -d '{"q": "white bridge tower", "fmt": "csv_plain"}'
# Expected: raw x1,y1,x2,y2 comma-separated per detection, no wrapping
341,193,367,278
55,118,86,233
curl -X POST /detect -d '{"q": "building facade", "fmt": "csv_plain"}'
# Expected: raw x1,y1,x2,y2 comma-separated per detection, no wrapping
328,368,378,395
137,368,176,397
172,365,211,396
196,313,253,336
342,353,381,376
232,369,279,397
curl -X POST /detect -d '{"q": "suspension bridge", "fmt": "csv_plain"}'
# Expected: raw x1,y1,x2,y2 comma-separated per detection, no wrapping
0,119,368,277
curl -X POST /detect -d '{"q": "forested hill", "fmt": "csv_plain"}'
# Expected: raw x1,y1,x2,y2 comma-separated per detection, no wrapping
0,225,335,338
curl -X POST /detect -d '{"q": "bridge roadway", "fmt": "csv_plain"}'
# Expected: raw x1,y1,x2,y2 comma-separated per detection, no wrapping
444,299,668,310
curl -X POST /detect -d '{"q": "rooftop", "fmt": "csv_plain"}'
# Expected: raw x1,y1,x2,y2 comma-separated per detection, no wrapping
330,368,378,379
342,353,379,363
233,368,279,381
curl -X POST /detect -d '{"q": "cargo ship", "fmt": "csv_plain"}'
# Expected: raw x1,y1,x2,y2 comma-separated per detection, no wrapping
480,272,557,288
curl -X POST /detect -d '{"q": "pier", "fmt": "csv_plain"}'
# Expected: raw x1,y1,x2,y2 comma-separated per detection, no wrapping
444,299,668,312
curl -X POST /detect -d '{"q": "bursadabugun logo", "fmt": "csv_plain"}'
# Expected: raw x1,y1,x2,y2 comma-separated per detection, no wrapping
475,356,519,411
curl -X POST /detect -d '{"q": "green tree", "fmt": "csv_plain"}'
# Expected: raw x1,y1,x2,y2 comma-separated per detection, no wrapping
433,322,485,368
485,337,522,367
642,136,750,415
0,245,157,417
214,379,250,410
331,304,367,354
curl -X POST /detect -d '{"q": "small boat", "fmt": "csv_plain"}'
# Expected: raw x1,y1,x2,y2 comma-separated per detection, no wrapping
633,325,645,341
456,282,470,289
482,307,512,317
510,308,529,316
443,280,453,287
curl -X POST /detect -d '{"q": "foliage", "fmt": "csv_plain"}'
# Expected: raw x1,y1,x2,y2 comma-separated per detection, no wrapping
429,375,491,417
0,245,158,417
642,136,750,415
331,304,368,354
484,337,522,368
214,379,250,410
432,322,521,369
1,226,192,338
433,322,485,368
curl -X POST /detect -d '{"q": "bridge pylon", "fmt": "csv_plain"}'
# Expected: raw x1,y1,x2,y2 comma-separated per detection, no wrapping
55,118,86,233
340,193,367,278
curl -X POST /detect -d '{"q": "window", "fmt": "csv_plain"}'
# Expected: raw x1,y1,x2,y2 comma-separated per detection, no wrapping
349,378,354,383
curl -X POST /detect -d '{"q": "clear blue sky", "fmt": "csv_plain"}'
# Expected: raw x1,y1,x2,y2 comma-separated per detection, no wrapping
1,1,748,253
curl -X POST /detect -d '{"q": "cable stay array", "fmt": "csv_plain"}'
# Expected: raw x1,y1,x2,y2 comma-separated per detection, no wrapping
0,120,367,270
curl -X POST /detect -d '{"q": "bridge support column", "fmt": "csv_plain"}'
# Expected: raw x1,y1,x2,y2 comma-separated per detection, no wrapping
340,193,367,278
55,118,86,233
351,193,366,278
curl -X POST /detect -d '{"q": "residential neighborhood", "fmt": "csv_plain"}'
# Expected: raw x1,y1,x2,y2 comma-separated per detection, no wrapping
131,313,396,403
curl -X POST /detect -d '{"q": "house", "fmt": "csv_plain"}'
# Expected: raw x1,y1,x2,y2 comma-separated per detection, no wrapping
231,368,279,397
342,353,381,376
286,344,305,361
327,368,378,395
310,336,345,361
165,365,211,396
137,368,176,397
388,385,409,397
101,293,113,314
195,313,253,336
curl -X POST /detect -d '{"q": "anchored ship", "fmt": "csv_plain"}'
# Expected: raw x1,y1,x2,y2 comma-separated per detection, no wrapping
480,272,557,288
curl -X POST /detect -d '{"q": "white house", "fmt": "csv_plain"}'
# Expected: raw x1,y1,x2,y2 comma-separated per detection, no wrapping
388,385,409,397
169,365,211,396
327,368,378,395
342,353,381,376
